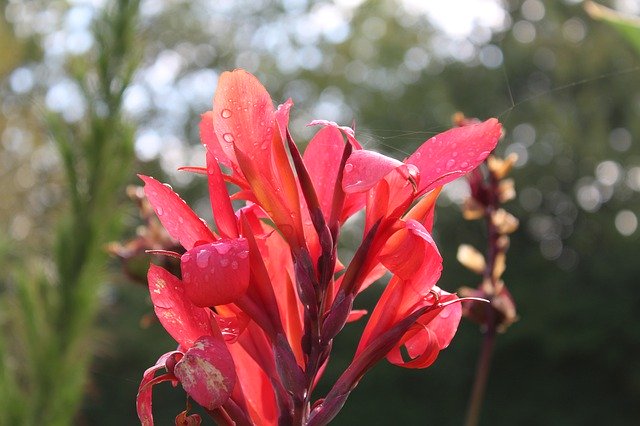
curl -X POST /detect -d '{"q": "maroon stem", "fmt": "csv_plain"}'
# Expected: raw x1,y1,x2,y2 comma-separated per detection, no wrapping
464,314,497,426
464,162,502,426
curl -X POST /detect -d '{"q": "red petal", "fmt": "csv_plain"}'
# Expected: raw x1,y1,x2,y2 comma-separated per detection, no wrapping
181,238,250,307
303,126,346,220
346,309,368,323
206,150,239,239
140,175,216,250
342,150,403,193
174,335,236,410
137,351,182,426
148,265,215,348
199,111,234,169
213,70,275,165
378,219,440,280
406,118,501,194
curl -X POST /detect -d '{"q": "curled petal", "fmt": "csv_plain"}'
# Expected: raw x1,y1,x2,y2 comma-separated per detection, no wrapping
139,175,216,250
387,292,463,369
174,335,237,410
379,219,440,281
342,150,404,193
137,351,183,426
181,238,250,307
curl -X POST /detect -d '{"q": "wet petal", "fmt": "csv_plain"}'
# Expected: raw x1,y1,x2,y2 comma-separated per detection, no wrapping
148,265,215,348
213,70,275,164
140,175,216,250
342,150,404,193
407,118,502,194
174,335,237,410
181,238,250,307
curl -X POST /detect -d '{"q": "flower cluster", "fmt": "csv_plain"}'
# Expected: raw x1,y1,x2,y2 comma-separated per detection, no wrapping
455,113,518,332
136,70,502,425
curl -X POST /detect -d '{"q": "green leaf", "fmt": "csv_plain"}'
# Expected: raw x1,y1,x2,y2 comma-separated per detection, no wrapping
585,1,640,55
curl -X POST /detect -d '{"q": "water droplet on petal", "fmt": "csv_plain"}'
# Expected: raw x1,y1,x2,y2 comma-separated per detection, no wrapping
196,250,210,268
219,258,230,267
231,261,238,270
221,109,232,118
446,159,455,169
460,161,469,168
178,216,184,224
439,307,451,319
216,244,231,255
344,163,354,172
223,133,234,143
156,207,164,216
237,250,249,259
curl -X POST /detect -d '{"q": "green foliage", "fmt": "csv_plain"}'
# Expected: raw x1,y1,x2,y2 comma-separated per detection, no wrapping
586,1,640,55
0,1,141,424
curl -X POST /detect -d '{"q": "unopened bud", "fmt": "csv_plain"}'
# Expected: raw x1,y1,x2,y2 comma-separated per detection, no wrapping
492,252,506,280
457,244,486,274
492,208,519,234
498,178,516,203
488,153,518,179
462,197,485,220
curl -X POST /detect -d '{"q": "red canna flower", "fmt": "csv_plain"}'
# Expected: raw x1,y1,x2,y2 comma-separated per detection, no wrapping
136,69,502,425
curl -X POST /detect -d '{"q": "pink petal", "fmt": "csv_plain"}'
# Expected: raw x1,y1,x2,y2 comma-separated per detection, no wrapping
148,265,215,348
140,175,216,250
342,150,404,193
181,238,250,307
406,118,502,194
174,335,236,410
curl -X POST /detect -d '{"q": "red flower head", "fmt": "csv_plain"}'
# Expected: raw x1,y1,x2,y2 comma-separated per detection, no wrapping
136,69,502,425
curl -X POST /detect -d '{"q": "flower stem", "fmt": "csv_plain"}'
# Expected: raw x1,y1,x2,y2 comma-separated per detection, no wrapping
464,316,496,426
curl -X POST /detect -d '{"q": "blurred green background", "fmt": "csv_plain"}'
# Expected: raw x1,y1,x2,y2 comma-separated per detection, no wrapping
1,0,639,425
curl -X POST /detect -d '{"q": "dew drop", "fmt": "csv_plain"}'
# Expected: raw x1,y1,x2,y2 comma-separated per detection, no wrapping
178,216,184,224
344,163,354,172
237,250,249,259
231,261,238,270
261,141,269,150
223,133,235,143
163,183,173,190
182,253,191,263
196,250,210,268
460,161,469,168
477,151,490,162
439,307,451,319
446,159,455,169
156,207,164,216
451,151,458,158
221,109,232,118
216,244,232,255
219,258,230,267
